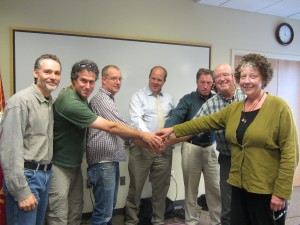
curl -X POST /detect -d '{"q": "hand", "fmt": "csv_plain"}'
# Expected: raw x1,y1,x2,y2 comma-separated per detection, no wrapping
270,195,285,212
18,194,38,211
155,136,180,154
147,143,164,155
155,127,174,139
141,132,163,149
156,142,168,154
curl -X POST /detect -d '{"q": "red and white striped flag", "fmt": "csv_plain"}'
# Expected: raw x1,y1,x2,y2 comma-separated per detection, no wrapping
0,71,7,225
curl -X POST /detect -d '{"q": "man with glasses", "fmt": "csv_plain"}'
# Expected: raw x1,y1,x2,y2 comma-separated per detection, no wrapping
45,60,163,225
194,64,245,225
0,54,62,225
86,65,137,225
164,68,221,225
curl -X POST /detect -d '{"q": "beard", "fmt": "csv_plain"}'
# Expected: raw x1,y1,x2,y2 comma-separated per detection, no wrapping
36,80,59,96
45,82,58,92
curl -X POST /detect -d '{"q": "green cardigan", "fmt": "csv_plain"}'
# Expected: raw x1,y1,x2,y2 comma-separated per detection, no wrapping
173,94,299,199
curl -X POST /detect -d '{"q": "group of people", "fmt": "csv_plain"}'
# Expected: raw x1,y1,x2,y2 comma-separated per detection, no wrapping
0,55,162,225
158,54,299,225
0,53,298,225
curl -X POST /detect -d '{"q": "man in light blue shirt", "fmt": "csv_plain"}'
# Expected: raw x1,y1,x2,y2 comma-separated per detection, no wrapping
125,66,174,225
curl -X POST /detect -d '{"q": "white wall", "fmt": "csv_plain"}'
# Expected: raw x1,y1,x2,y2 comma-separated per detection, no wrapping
1,0,300,212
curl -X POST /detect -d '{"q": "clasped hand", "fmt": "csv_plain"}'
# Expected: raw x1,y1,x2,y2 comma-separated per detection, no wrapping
142,127,175,155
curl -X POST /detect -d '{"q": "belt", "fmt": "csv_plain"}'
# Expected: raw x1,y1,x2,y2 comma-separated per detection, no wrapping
24,161,52,171
186,140,212,148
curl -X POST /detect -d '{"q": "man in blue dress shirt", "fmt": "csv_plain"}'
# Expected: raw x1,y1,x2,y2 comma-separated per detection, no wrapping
125,66,175,225
164,68,221,225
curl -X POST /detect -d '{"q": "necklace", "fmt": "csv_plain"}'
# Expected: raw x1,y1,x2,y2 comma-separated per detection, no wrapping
241,92,265,124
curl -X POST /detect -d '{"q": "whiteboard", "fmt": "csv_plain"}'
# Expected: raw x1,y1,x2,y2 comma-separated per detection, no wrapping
12,29,211,121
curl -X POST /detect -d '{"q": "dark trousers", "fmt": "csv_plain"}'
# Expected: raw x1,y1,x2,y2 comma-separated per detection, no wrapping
231,186,286,225
218,154,232,225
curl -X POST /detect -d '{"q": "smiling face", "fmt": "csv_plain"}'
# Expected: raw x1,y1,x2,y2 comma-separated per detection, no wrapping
33,58,61,97
239,65,263,98
102,67,122,96
213,64,235,96
148,67,166,94
72,70,97,100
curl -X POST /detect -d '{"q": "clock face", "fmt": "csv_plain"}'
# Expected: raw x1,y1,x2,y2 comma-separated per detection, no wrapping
276,23,294,45
279,25,292,43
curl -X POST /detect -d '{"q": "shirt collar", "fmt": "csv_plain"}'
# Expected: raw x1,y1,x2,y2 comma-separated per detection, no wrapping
31,83,52,103
196,90,214,101
100,87,114,100
218,88,241,103
146,85,164,97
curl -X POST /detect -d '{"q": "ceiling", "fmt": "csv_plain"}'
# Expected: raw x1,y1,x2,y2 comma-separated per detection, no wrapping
194,0,300,21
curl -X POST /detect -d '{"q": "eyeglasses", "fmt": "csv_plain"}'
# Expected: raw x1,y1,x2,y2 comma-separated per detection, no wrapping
78,63,96,68
106,77,124,82
273,204,290,221
214,73,232,79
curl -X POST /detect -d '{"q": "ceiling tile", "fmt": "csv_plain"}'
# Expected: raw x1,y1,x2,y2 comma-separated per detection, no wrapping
222,0,280,12
259,0,300,17
290,13,300,19
194,0,300,20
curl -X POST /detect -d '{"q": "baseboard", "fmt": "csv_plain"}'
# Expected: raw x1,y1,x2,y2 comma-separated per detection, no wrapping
82,199,185,219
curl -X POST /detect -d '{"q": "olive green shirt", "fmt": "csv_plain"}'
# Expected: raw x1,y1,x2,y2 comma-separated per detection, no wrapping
173,94,299,199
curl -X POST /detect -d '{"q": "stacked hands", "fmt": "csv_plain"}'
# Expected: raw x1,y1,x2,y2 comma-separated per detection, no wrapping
141,127,175,154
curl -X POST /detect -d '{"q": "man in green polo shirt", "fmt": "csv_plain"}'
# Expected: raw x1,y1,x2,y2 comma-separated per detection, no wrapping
45,59,162,225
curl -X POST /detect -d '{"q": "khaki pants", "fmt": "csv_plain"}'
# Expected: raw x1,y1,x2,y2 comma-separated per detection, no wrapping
181,142,221,225
45,164,83,225
125,145,172,225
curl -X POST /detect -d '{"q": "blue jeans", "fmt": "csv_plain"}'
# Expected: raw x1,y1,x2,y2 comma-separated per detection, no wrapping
4,169,52,225
87,162,119,225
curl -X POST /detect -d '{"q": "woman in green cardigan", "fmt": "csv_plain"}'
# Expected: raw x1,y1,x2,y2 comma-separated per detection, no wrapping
157,53,299,225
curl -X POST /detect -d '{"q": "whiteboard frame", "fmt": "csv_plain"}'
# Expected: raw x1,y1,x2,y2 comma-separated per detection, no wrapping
11,28,212,93
11,28,212,121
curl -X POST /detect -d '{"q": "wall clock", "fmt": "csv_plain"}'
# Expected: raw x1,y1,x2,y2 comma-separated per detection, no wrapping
276,23,294,46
